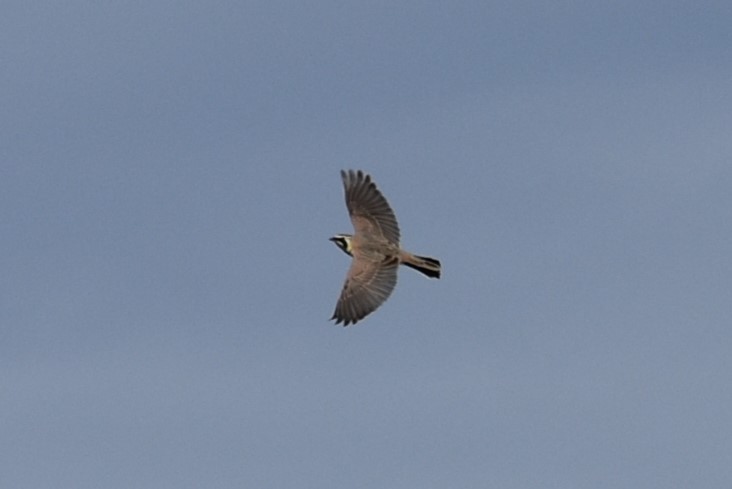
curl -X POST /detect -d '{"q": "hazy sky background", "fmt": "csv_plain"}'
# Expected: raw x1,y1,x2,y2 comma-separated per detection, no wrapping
3,1,732,487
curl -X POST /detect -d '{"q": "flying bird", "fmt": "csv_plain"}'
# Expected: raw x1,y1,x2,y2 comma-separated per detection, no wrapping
330,170,441,326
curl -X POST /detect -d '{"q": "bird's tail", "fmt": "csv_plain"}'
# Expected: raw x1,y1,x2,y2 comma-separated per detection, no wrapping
401,253,441,279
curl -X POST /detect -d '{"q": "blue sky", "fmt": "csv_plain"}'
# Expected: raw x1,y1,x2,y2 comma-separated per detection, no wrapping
3,1,732,487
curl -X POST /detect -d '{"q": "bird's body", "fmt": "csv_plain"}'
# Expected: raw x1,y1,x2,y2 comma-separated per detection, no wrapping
330,170,441,326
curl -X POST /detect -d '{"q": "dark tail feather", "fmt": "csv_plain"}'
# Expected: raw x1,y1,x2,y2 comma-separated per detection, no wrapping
403,255,441,279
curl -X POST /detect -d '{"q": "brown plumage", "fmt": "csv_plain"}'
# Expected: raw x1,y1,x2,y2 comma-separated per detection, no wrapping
330,170,441,326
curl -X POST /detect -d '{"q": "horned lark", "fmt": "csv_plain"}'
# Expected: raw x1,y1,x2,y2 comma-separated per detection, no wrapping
330,170,441,326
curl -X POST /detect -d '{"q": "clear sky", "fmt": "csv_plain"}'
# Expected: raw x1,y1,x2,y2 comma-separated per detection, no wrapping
3,1,732,487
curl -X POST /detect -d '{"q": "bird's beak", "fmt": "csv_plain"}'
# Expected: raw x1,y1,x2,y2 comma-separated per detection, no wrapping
328,236,336,242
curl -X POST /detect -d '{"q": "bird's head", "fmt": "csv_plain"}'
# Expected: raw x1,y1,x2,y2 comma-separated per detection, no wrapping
329,234,353,256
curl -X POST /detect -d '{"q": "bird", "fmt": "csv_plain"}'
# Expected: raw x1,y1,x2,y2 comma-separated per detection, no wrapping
330,170,441,326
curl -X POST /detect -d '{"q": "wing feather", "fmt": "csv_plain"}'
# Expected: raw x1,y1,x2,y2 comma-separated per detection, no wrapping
331,256,398,326
341,170,400,244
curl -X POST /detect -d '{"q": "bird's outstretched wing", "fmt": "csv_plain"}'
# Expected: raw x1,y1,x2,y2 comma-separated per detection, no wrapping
331,255,398,326
341,170,400,245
